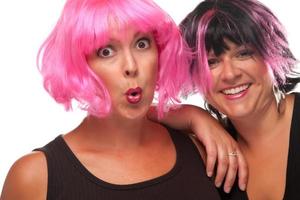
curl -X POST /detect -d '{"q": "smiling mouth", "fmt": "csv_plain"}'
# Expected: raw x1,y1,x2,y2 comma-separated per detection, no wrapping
221,84,251,95
125,87,142,104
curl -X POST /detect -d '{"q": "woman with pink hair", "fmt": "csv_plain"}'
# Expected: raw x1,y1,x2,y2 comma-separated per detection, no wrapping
0,0,247,199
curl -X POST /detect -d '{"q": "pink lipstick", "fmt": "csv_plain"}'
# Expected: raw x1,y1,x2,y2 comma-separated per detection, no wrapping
125,87,142,104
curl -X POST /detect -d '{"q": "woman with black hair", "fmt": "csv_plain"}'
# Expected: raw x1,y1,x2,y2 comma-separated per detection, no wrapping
156,0,300,199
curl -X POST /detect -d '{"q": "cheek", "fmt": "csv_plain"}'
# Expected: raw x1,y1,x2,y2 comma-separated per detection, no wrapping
101,77,115,92
96,70,117,89
142,55,158,82
150,63,158,86
92,67,122,99
207,69,219,89
204,89,222,110
262,74,274,95
204,93,214,106
150,61,158,81
253,61,273,87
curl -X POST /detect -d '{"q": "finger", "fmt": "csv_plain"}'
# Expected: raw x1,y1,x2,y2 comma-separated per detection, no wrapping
237,149,248,191
214,145,229,188
204,140,217,177
223,151,238,193
146,105,158,121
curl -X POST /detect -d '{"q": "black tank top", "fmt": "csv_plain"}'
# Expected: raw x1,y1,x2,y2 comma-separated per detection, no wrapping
36,127,221,200
220,93,300,200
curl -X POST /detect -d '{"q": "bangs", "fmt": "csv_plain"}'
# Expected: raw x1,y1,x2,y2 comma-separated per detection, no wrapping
39,0,191,118
71,0,167,55
180,0,297,94
205,9,262,56
202,0,296,86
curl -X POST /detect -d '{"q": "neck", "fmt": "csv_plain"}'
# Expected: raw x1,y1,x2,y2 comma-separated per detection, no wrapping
74,114,154,150
232,95,293,149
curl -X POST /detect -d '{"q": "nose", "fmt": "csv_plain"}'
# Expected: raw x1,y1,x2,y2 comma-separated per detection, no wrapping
220,58,241,83
123,50,138,77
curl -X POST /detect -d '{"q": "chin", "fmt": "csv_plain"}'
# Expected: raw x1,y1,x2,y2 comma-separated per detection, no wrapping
226,108,252,120
120,106,149,120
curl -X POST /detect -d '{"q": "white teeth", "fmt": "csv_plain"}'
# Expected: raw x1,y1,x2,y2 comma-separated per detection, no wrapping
222,84,250,95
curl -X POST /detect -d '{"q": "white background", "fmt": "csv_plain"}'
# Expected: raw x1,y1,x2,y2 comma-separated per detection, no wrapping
0,0,299,190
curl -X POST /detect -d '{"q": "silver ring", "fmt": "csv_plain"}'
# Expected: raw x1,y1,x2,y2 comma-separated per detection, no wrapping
228,151,238,157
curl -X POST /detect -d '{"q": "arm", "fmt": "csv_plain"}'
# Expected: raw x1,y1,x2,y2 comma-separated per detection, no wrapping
148,105,248,193
1,152,47,200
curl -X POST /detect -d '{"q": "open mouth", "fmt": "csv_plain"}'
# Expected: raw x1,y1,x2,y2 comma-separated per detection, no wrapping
125,87,142,104
221,84,251,95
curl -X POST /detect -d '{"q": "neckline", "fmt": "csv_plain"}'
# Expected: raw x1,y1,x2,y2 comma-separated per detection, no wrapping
282,93,300,199
232,93,299,200
56,127,182,190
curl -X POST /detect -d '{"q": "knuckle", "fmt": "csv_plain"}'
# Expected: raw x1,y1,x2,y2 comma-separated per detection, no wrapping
215,175,223,185
207,148,218,155
230,161,238,170
219,157,229,165
216,167,226,177
226,176,235,185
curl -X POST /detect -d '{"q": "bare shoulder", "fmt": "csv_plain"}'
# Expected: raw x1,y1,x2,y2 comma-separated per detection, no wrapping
1,151,47,200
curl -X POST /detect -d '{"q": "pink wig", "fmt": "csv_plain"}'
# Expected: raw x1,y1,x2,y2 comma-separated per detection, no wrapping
37,0,191,118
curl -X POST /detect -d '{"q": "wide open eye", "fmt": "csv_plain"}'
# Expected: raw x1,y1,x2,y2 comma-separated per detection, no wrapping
136,38,150,49
97,46,115,58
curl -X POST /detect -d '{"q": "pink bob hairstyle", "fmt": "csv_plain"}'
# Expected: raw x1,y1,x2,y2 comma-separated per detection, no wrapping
37,0,191,118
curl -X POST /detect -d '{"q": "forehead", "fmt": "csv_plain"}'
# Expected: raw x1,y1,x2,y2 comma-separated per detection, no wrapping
78,0,162,55
106,24,152,43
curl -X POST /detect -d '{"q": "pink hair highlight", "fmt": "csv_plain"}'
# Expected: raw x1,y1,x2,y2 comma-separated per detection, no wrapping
229,0,296,86
194,9,216,94
37,0,191,118
188,0,297,94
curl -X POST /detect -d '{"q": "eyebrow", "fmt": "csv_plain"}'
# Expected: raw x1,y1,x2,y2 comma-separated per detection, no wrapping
104,30,153,45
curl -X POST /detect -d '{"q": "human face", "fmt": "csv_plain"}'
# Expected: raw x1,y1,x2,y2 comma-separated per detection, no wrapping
87,26,158,120
205,39,274,121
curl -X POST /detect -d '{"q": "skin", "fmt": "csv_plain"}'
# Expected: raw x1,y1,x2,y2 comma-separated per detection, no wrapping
189,39,294,199
148,104,248,193
206,40,295,200
87,28,158,121
0,152,47,200
2,25,225,199
148,40,252,193
1,24,248,200
206,40,274,123
1,26,176,199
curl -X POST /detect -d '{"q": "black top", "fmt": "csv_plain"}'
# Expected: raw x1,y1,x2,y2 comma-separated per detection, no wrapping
35,127,221,200
220,93,300,200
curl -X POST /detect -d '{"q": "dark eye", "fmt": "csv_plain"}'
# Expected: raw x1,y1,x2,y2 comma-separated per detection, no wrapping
136,38,150,49
97,46,114,58
236,49,254,59
207,58,220,69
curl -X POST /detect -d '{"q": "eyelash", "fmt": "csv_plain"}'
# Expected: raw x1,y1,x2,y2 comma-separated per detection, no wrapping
236,49,255,58
207,58,219,68
97,46,114,58
207,49,255,67
136,37,151,49
96,36,152,58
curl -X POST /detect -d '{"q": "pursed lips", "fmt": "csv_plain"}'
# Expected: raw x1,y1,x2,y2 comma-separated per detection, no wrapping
125,87,142,104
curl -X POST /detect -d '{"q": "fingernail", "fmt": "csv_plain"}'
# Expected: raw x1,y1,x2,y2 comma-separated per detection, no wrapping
240,184,246,191
207,171,213,177
215,182,221,188
224,186,231,193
